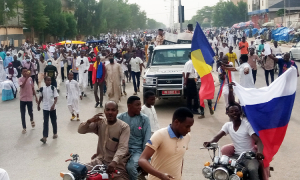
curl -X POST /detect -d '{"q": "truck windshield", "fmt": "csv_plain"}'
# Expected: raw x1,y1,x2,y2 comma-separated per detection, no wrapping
151,48,191,66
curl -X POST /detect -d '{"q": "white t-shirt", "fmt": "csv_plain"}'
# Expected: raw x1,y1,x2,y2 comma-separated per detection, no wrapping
39,85,59,111
221,119,256,155
183,60,197,79
271,46,282,55
236,62,255,88
121,59,128,72
222,46,229,55
129,57,143,72
141,105,160,133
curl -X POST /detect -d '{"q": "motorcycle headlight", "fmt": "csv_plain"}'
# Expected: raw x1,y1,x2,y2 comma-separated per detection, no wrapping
202,167,213,178
61,173,75,180
213,167,229,180
229,174,240,180
220,155,229,165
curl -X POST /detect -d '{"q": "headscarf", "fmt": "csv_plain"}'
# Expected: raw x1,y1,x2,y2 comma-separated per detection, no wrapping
7,63,14,76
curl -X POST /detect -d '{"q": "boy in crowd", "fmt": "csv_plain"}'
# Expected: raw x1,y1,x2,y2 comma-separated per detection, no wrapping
37,76,59,144
66,72,82,121
141,91,160,135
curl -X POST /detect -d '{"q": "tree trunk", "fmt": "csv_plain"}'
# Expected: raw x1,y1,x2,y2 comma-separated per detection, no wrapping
31,26,35,44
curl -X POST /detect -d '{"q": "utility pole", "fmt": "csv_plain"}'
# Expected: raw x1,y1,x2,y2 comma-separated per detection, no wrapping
284,0,286,26
179,0,183,32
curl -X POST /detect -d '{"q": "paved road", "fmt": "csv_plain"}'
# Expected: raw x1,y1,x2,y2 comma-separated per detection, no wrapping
1,45,300,180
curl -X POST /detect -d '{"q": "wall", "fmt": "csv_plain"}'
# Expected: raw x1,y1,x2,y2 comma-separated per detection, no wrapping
274,13,300,26
248,0,253,12
251,13,269,28
0,27,25,48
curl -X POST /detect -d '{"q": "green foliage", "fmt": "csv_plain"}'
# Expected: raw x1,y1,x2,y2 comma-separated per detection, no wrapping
147,18,166,29
186,0,248,28
64,13,77,39
22,0,49,31
0,0,19,25
276,9,285,17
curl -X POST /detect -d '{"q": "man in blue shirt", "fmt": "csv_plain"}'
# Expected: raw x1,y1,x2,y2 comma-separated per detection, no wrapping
117,96,151,180
274,53,299,77
0,48,6,61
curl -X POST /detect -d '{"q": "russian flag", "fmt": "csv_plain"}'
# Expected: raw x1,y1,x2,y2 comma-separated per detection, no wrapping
233,67,298,167
191,22,215,107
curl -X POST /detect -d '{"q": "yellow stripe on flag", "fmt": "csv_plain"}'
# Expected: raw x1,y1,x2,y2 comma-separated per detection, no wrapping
191,49,212,77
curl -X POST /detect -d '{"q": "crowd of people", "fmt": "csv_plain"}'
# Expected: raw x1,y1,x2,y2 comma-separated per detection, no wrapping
0,24,299,180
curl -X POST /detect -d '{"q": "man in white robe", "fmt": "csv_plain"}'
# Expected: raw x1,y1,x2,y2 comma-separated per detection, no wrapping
76,50,89,97
66,72,81,121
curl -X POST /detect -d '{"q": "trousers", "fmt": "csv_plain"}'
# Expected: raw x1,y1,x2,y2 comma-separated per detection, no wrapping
131,71,141,93
88,71,93,89
43,110,57,138
252,69,257,84
186,79,199,111
94,81,104,104
20,101,33,129
264,69,274,86
126,150,142,180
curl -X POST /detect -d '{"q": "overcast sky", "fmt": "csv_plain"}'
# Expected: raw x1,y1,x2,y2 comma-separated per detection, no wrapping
127,0,219,27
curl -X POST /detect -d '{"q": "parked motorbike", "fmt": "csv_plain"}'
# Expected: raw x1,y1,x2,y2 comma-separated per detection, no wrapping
200,143,258,180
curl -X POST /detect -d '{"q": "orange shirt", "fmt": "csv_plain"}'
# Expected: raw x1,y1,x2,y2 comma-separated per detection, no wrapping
239,41,249,55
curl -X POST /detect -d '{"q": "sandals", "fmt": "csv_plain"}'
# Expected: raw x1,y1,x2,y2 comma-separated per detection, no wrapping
70,115,76,121
22,129,27,134
31,121,35,128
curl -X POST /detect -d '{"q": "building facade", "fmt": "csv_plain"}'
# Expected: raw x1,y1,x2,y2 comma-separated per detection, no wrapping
248,0,300,28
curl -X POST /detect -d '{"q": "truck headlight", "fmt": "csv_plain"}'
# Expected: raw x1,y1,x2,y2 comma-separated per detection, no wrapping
229,174,240,180
213,167,229,180
202,167,213,178
144,77,154,85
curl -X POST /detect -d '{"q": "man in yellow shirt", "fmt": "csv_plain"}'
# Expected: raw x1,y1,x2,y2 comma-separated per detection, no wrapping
138,107,194,180
226,46,239,67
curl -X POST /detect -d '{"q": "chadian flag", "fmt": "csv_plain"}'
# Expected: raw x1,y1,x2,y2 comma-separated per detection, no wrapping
191,22,215,107
233,67,297,167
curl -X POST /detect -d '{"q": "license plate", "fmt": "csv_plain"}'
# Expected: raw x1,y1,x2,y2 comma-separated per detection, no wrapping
162,90,180,95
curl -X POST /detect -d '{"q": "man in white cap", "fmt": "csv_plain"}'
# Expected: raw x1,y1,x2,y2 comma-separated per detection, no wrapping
76,50,89,97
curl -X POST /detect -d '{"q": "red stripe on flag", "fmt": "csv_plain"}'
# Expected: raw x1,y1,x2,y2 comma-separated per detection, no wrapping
259,124,288,167
199,73,215,107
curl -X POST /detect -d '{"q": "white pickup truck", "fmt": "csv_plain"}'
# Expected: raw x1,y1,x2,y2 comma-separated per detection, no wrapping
142,44,191,99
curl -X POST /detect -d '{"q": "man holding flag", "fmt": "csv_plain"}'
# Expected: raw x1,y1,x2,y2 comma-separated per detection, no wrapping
191,23,215,114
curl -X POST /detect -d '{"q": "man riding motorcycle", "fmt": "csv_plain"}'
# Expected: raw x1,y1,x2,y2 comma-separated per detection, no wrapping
203,83,265,180
117,96,151,180
78,101,130,179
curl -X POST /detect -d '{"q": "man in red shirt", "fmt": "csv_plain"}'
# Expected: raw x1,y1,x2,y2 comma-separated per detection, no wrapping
88,52,96,90
18,67,38,134
239,37,249,56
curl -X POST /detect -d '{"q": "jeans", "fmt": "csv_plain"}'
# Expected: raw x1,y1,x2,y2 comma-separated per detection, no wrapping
61,67,65,82
88,71,93,89
20,101,33,129
124,71,129,82
186,79,199,111
232,154,260,180
67,65,72,75
252,69,257,84
51,79,57,88
94,81,104,104
126,150,142,180
31,75,38,86
264,69,274,86
131,71,141,93
73,72,78,81
43,110,57,138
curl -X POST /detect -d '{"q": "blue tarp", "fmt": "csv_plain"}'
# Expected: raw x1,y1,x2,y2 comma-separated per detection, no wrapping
87,40,106,43
245,29,249,36
271,27,294,42
252,28,258,35
258,28,268,35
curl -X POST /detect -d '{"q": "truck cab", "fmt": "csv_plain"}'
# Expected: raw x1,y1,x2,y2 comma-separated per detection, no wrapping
143,44,191,99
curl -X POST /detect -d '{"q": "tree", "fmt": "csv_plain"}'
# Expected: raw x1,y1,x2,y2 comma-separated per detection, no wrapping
43,0,68,40
0,0,20,25
22,0,49,43
64,13,77,39
147,18,166,29
236,1,248,23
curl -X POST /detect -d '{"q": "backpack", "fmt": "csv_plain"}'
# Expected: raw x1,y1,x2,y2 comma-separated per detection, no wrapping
40,85,55,97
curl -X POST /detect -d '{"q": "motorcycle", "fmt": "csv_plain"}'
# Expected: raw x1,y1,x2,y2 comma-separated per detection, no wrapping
200,143,258,180
60,154,147,180
60,154,116,180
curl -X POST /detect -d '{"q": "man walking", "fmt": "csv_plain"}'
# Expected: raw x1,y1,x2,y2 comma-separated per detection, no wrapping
248,48,260,84
92,56,107,108
128,51,145,95
239,37,249,56
18,67,38,134
138,107,194,180
76,50,89,97
105,57,125,103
